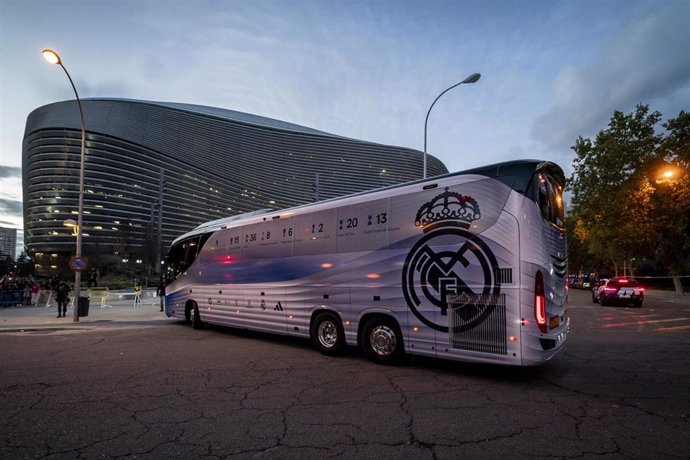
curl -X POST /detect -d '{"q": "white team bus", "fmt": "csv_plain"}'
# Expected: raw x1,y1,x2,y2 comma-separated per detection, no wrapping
163,159,568,366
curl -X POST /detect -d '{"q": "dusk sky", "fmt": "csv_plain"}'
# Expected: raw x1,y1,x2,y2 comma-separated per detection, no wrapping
1,0,689,253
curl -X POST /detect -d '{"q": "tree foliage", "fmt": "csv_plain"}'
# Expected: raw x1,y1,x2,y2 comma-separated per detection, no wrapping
568,105,690,282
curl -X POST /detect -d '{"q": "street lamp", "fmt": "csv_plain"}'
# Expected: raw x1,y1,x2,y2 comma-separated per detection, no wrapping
42,48,86,323
423,72,481,179
655,165,682,185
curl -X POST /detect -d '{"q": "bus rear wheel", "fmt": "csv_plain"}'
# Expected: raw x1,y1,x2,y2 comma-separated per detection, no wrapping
311,311,345,355
361,316,404,365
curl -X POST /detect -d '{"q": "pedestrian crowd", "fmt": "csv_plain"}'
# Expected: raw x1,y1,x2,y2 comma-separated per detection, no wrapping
1,275,163,312
0,275,52,308
0,274,89,309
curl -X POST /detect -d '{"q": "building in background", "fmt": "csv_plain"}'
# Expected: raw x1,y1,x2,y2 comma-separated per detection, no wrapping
0,227,17,260
23,98,447,278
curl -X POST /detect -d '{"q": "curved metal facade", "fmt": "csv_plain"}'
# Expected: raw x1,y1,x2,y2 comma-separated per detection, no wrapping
22,98,447,273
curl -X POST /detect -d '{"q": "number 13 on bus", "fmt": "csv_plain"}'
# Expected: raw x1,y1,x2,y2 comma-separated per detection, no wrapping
164,160,568,366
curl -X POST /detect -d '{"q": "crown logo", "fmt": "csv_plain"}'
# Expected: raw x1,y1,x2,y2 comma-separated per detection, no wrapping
415,188,480,232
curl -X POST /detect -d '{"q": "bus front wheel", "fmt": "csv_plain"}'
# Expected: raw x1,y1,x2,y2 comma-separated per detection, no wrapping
361,316,404,365
311,311,345,355
187,303,204,330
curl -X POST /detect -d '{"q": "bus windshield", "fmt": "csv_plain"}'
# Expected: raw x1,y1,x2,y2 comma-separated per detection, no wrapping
165,233,211,281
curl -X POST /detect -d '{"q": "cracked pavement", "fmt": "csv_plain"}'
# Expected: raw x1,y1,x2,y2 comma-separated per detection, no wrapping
1,289,688,459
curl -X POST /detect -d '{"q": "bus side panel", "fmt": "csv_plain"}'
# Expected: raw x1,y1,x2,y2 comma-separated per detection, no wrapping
519,196,568,366
285,285,351,339
239,287,287,335
197,285,241,328
433,209,522,365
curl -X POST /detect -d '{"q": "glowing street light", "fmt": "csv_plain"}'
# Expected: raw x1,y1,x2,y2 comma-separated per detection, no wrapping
655,166,681,185
423,72,481,179
42,48,86,323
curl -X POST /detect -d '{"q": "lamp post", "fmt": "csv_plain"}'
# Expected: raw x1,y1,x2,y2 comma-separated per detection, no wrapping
423,72,481,179
42,49,86,323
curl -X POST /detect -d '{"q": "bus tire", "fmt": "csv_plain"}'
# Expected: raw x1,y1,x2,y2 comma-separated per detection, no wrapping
311,311,345,355
191,303,204,330
361,316,404,365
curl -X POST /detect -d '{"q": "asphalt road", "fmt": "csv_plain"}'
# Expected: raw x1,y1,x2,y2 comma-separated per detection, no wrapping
1,288,689,459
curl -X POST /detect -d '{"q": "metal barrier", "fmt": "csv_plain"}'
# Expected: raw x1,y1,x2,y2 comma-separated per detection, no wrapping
0,290,28,307
1,288,159,309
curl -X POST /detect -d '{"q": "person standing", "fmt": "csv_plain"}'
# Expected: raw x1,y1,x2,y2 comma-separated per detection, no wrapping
156,279,166,312
55,280,70,318
133,281,142,308
31,281,41,306
22,281,31,306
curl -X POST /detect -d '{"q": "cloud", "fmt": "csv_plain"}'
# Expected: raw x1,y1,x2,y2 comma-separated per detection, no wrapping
0,198,23,249
0,173,23,228
0,165,21,179
532,1,690,153
0,198,22,217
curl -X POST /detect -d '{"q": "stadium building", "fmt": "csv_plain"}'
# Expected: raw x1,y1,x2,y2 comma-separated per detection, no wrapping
22,98,447,277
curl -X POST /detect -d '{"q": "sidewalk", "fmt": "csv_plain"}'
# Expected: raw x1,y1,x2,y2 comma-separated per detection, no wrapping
0,298,174,333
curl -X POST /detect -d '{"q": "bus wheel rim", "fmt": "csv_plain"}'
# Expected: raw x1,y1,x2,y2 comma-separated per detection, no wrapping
317,320,338,348
370,325,396,356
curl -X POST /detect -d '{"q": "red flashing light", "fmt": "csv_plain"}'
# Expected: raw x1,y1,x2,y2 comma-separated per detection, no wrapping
618,278,629,283
535,271,547,333
215,255,236,264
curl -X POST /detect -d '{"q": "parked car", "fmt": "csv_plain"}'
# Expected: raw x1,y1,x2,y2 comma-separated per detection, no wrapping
591,278,609,303
598,277,644,307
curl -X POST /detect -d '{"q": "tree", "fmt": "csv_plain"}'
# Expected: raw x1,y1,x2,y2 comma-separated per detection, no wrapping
570,105,661,274
652,111,690,293
568,106,690,294
15,251,35,277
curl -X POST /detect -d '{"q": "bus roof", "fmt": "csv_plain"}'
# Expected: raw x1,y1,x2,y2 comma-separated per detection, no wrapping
173,159,564,244
457,159,565,192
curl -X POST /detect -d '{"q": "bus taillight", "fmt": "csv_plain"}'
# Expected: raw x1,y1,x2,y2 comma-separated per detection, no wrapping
535,271,547,333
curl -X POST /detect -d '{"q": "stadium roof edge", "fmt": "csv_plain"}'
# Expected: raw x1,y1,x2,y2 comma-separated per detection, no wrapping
77,97,362,142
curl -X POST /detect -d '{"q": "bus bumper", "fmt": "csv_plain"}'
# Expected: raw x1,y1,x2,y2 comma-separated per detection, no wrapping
521,317,569,366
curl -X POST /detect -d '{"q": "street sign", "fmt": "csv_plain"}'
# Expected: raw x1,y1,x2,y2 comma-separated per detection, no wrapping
69,256,88,272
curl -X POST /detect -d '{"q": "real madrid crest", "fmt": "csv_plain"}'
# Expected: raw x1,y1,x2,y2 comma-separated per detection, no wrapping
402,187,501,332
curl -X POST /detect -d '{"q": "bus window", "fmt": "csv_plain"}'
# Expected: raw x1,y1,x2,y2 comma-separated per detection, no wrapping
535,174,564,229
197,233,212,257
166,240,187,281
